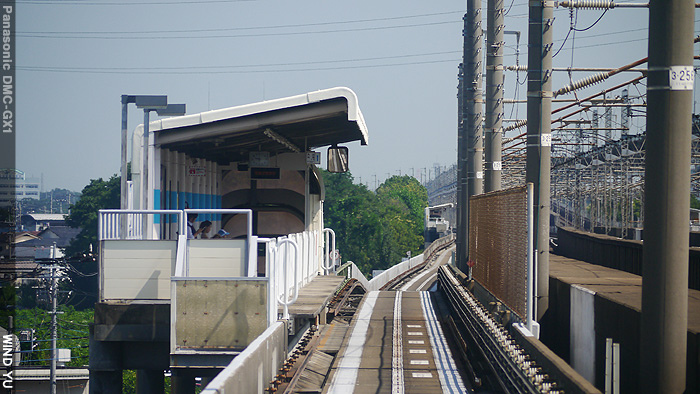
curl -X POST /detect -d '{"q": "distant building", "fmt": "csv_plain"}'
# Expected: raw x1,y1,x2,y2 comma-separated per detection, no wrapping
0,169,42,205
14,368,89,394
14,226,80,260
20,213,67,231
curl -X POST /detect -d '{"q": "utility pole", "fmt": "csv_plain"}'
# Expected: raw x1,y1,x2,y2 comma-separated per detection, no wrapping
640,0,694,391
485,0,504,192
526,0,553,319
456,0,485,272
49,265,58,394
465,0,484,201
456,64,466,271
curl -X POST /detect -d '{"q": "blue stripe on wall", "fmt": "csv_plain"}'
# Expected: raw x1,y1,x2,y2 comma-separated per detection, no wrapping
154,189,161,223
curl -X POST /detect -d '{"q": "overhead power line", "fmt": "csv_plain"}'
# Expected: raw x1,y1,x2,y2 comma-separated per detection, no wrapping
19,10,465,35
19,20,461,40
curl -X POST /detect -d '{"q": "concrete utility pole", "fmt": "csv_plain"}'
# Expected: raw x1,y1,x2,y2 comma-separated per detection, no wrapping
485,0,504,192
466,0,484,203
49,265,58,394
456,64,466,271
640,0,694,391
457,0,484,271
526,0,553,319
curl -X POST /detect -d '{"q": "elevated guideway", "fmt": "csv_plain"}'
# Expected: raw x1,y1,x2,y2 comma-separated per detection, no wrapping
325,290,467,393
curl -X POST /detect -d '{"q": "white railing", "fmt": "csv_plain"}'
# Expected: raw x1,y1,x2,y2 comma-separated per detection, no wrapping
98,209,184,240
323,228,338,274
263,229,322,321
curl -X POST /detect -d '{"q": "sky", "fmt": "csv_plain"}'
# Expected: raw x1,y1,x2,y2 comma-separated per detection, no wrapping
16,0,690,192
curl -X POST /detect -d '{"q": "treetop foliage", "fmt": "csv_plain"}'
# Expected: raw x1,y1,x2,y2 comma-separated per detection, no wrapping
64,175,120,257
321,171,427,275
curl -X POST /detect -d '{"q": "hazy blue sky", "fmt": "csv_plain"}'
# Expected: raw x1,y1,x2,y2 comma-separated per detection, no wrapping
16,1,685,192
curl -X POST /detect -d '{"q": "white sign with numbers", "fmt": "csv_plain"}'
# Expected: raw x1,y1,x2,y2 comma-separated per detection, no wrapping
541,133,552,147
669,66,694,90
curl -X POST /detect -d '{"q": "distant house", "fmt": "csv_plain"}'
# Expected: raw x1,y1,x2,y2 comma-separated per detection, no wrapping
14,226,80,260
20,213,67,232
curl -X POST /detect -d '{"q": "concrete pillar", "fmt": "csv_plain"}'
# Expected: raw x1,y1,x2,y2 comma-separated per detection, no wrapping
640,0,694,391
136,369,164,394
89,327,123,394
171,370,195,394
89,370,123,394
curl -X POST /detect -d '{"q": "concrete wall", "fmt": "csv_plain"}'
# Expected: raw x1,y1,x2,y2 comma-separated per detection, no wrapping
556,226,700,290
542,271,700,393
172,279,268,352
201,322,287,394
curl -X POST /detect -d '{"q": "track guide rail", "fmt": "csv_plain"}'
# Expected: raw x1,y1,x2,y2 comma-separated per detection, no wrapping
439,266,563,393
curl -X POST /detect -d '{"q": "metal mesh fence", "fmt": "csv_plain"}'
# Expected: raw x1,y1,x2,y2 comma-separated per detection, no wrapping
469,186,528,319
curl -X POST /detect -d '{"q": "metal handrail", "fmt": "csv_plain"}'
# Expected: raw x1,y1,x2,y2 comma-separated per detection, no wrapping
323,228,337,274
98,209,185,240
276,238,299,320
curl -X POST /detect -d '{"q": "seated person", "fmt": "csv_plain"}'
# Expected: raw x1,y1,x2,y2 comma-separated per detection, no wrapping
213,228,231,239
198,220,213,239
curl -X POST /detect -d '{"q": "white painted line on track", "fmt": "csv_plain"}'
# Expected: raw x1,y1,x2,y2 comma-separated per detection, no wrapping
410,359,430,365
407,324,422,328
409,349,427,354
417,272,438,291
327,291,379,394
392,291,405,394
407,332,423,336
401,245,455,291
408,340,424,344
401,266,434,291
412,372,433,378
420,291,468,394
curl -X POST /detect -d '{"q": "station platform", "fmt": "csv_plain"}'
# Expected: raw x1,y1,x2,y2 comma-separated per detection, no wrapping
324,290,467,393
547,254,700,392
283,275,346,320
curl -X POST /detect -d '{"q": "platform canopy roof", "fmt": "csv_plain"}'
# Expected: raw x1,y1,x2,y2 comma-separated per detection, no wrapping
149,87,368,164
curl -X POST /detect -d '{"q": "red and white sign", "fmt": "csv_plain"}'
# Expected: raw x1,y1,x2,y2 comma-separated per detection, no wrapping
188,166,206,177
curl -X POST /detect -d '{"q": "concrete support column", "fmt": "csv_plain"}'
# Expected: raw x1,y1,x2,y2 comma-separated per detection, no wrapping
89,327,123,394
526,0,553,319
136,369,165,394
640,0,694,391
484,0,504,192
89,371,123,394
171,370,195,394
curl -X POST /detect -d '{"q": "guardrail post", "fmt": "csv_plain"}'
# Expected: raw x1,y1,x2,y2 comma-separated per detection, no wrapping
323,228,337,275
277,238,299,320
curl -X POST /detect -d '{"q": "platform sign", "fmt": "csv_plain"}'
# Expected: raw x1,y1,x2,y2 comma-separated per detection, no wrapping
187,166,206,177
250,151,271,167
251,167,280,180
306,151,320,165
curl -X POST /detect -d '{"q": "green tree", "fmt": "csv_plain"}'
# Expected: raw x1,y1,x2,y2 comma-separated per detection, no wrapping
15,306,92,367
321,171,427,275
64,175,120,257
692,194,700,210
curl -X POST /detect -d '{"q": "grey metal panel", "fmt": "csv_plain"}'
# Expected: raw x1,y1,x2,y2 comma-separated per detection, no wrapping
187,239,246,277
174,279,268,351
102,240,177,300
